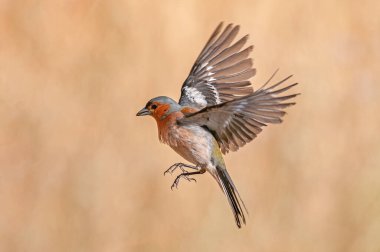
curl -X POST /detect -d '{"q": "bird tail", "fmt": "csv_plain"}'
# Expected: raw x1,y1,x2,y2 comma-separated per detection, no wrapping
215,165,248,228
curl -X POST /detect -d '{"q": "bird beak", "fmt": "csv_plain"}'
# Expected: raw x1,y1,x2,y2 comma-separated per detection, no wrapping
136,107,150,116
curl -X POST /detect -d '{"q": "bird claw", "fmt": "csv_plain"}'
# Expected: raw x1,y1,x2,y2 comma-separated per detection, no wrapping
164,163,183,176
170,172,197,190
164,163,196,176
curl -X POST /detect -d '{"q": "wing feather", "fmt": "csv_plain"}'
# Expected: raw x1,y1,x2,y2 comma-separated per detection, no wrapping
178,75,299,154
179,23,255,108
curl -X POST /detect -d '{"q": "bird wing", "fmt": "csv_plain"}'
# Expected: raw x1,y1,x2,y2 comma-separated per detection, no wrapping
178,75,299,154
178,22,255,109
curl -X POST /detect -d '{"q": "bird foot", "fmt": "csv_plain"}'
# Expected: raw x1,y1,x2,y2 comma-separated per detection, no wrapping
163,163,198,176
171,172,197,190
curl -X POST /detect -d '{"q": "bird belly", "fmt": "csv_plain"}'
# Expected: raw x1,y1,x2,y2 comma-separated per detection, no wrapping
167,125,215,167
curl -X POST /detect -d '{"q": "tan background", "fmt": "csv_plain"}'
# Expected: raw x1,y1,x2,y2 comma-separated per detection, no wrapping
1,0,380,251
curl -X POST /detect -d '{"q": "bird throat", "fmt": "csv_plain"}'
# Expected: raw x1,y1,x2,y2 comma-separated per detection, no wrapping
155,111,183,144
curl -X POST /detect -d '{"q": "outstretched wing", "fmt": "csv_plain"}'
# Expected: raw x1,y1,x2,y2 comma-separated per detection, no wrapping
178,75,299,154
178,22,256,109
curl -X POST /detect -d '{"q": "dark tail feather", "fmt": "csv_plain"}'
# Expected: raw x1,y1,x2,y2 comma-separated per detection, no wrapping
215,165,248,228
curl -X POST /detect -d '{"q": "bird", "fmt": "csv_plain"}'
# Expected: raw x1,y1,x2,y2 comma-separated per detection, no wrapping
136,22,298,228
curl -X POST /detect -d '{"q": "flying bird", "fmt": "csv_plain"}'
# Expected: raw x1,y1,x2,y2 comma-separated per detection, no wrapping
136,23,298,228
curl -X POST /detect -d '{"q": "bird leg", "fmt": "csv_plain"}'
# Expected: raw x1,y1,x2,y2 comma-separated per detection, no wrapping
171,169,206,190
163,163,199,176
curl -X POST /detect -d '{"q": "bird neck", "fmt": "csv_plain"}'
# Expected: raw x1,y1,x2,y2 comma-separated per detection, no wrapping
155,111,183,143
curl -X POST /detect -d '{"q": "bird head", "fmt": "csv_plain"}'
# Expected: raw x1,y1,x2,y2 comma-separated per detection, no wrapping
136,96,181,120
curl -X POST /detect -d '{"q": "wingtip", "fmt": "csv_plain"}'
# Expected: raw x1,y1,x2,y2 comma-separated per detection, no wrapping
225,23,233,30
233,24,240,32
232,25,240,35
246,45,254,53
212,22,224,37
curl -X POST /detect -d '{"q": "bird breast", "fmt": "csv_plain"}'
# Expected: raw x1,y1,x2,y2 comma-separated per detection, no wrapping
160,120,215,167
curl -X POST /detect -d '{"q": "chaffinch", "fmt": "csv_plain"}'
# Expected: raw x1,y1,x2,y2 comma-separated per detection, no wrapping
137,23,298,228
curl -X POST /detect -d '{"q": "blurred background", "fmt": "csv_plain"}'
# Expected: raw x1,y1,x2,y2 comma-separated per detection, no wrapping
1,0,380,251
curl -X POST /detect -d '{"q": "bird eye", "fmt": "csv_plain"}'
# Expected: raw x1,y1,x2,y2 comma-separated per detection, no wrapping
151,104,157,110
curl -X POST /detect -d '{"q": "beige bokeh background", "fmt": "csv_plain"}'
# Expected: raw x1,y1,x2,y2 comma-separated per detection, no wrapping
1,1,380,251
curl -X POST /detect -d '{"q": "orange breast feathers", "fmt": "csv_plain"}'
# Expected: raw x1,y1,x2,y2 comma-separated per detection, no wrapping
152,104,199,144
155,111,182,144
